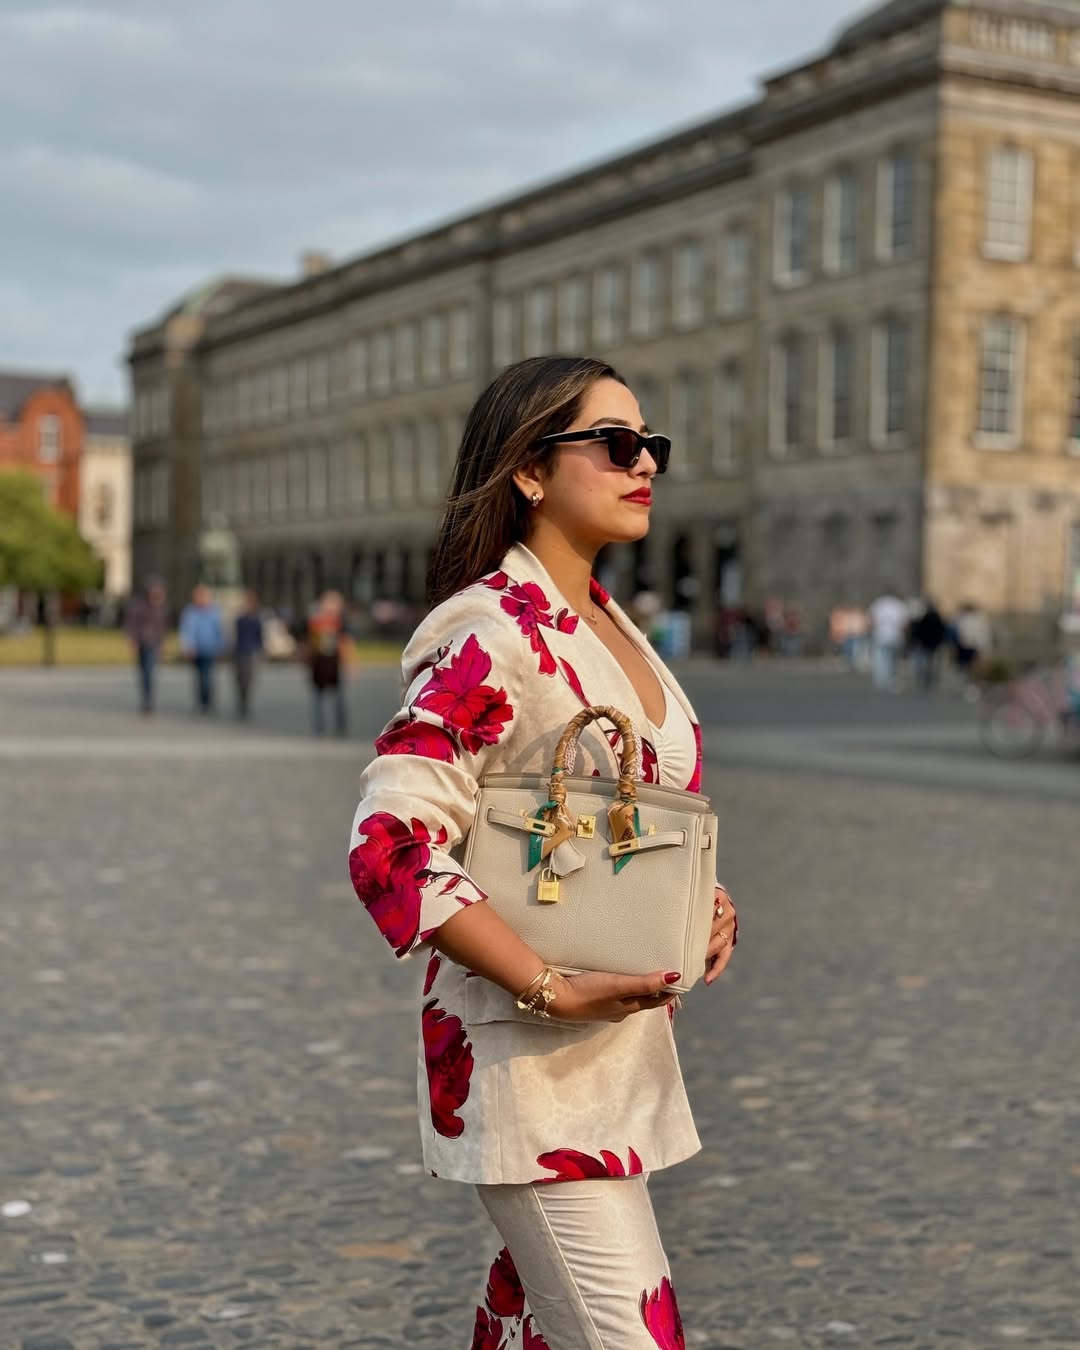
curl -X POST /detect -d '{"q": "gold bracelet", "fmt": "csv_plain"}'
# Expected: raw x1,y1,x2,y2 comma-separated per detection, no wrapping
515,967,548,1007
516,967,557,1018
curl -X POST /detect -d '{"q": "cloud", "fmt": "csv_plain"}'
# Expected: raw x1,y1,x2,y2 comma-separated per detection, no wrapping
0,0,859,401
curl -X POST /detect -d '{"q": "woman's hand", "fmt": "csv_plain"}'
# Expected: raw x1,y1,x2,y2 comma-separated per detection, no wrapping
704,885,738,987
550,969,681,1023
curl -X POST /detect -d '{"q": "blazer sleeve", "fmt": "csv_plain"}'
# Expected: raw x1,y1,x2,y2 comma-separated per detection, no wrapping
348,593,524,959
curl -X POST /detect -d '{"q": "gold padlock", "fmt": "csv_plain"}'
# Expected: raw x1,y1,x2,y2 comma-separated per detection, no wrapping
537,867,561,903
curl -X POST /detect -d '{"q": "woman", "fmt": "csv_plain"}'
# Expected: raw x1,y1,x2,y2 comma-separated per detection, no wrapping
348,356,738,1349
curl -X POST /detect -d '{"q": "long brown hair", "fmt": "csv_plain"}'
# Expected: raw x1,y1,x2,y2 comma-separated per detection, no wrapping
426,355,625,605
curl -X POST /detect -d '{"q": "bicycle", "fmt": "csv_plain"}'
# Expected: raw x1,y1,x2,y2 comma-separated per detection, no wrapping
976,664,1078,758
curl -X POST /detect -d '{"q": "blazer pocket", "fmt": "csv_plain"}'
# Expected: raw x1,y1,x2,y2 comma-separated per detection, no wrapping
464,976,591,1032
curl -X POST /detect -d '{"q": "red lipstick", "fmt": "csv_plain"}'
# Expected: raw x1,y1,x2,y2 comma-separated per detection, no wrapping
622,488,653,505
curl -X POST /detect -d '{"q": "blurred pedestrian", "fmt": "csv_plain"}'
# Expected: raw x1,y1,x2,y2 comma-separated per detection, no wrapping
953,601,992,699
305,589,351,736
232,590,264,720
781,602,804,657
909,598,947,691
868,588,908,692
178,584,225,714
124,575,168,715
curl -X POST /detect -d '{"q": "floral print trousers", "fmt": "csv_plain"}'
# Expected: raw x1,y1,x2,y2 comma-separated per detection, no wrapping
472,1177,685,1350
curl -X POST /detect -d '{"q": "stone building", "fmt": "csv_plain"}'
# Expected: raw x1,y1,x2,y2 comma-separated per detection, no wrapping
129,0,1080,650
79,409,132,601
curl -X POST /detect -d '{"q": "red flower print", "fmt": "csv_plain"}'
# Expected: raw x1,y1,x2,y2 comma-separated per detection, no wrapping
481,571,509,592
500,580,578,677
686,723,702,794
375,716,458,763
559,657,588,706
485,1246,524,1320
589,576,611,607
470,1306,504,1350
640,1277,685,1350
349,812,448,957
422,953,442,996
535,1147,643,1182
422,998,474,1139
416,634,513,754
521,1316,550,1350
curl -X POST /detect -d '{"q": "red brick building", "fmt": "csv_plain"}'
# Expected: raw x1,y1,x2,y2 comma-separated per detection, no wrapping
0,370,84,519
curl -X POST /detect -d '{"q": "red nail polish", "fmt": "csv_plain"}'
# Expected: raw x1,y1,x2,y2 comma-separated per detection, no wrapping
664,972,682,984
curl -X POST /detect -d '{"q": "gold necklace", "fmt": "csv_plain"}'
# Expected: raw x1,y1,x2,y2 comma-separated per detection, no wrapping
583,607,601,626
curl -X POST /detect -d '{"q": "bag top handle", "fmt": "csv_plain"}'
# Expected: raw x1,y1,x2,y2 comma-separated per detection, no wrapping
550,705,640,806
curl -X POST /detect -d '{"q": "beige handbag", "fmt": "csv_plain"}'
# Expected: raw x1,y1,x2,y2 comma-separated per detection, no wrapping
459,705,718,994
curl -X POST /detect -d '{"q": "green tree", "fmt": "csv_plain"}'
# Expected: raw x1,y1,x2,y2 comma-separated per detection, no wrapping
0,470,102,664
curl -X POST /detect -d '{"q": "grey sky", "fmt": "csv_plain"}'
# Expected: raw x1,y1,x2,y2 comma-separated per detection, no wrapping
2,0,864,405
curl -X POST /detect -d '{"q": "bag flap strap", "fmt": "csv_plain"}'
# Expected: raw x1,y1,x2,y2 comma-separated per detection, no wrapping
607,828,687,858
485,806,557,838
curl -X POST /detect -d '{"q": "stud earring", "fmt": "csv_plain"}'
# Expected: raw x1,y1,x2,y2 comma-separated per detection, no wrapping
530,492,541,508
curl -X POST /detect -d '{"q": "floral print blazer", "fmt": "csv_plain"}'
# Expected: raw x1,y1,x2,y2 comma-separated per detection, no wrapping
349,543,704,1185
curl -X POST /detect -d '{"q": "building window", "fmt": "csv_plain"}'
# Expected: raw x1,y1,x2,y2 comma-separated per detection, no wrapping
272,366,289,418
270,453,288,518
253,370,271,423
593,264,627,345
92,481,114,530
372,330,393,393
821,325,854,447
671,370,705,475
719,226,751,317
877,148,915,261
37,415,60,463
985,145,1033,261
771,334,803,454
252,457,270,521
976,315,1024,447
236,374,252,426
524,284,555,357
393,424,416,504
308,443,328,514
150,462,170,525
774,186,809,284
1066,521,1080,616
672,241,705,329
449,305,473,378
632,251,664,338
289,359,309,414
492,295,520,368
287,448,307,514
418,420,442,502
557,275,588,351
714,361,744,473
635,375,660,428
327,442,347,511
421,313,446,384
395,321,418,389
309,354,330,411
1068,337,1080,452
349,337,369,397
347,434,367,507
234,459,253,522
871,317,911,445
823,168,859,275
369,428,391,507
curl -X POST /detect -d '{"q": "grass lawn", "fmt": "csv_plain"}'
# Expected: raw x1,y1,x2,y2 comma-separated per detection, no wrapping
0,628,403,668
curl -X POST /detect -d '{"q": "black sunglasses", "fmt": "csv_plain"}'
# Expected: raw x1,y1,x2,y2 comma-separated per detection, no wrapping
534,426,671,475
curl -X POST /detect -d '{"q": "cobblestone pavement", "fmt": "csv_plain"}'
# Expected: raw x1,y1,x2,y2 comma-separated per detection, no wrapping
1,666,1078,1349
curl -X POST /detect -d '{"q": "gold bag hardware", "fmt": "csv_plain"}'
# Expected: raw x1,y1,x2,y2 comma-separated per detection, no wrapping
537,868,561,903
576,815,596,839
